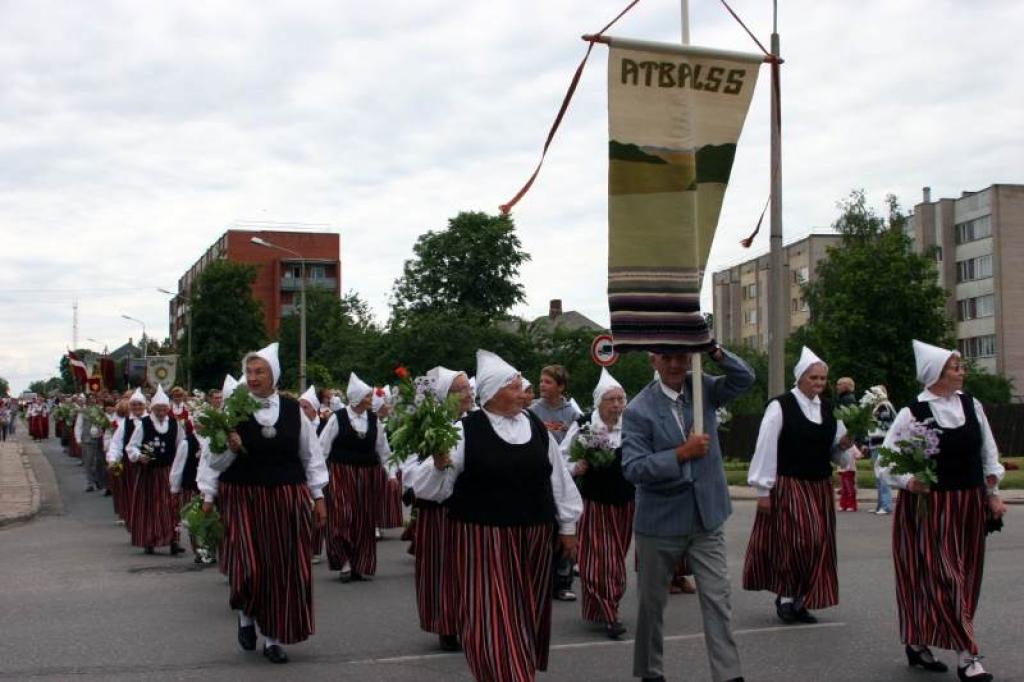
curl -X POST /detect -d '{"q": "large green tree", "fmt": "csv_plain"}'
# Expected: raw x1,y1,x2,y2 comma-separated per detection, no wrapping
0,376,9,397
189,261,267,390
796,191,951,406
391,211,530,323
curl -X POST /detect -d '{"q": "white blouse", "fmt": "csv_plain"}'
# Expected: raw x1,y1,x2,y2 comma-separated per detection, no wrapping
318,406,392,470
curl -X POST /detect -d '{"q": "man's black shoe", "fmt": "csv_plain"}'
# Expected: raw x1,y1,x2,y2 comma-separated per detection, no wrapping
237,617,257,651
438,634,461,651
263,643,289,664
793,607,817,623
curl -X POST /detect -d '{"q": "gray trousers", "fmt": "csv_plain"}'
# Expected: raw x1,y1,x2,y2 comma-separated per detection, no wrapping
633,528,741,682
82,441,106,489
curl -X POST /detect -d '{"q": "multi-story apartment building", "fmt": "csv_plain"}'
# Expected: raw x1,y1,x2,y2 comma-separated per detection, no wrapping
168,230,341,340
711,233,841,350
908,184,1024,395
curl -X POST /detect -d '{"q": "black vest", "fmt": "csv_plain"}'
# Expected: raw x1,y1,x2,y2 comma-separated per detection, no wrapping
573,414,635,506
181,431,201,491
909,394,984,491
327,409,379,467
447,410,557,527
219,396,306,487
140,416,178,467
122,418,138,450
315,418,327,437
773,392,837,481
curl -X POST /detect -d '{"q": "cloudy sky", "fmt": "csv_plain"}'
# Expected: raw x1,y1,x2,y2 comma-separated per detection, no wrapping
1,0,1021,393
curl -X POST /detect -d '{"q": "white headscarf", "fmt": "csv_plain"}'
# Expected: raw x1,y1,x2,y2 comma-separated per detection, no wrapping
521,376,532,391
299,384,320,412
468,376,477,404
794,346,827,384
329,394,343,411
346,372,372,405
221,375,239,402
427,366,465,400
150,385,170,408
243,342,281,386
475,350,519,406
913,339,959,388
129,388,147,405
592,368,624,408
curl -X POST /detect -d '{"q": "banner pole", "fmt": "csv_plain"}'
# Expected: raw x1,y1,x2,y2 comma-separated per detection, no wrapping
768,0,786,397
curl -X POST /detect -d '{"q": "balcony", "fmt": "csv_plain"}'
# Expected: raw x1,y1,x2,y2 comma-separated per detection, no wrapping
280,276,337,291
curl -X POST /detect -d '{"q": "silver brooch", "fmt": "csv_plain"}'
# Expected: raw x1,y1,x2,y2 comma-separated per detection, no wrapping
261,425,277,439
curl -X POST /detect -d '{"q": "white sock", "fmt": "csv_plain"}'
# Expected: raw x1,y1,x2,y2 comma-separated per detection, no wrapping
264,636,280,648
958,651,985,673
238,611,254,627
779,596,794,605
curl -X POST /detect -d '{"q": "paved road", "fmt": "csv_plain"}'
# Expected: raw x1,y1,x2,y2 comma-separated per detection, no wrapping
1,437,1021,682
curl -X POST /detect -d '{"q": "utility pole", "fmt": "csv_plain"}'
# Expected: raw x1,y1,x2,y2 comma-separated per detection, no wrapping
72,300,79,350
767,0,787,396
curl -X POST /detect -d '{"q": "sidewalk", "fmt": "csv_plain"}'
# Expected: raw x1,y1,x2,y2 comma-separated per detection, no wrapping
0,436,41,527
729,485,1024,504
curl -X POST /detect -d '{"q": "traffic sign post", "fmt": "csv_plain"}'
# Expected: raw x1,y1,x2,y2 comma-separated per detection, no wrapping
591,334,618,367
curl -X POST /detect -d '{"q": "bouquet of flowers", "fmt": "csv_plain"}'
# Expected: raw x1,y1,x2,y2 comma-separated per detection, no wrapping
877,417,941,515
53,403,78,427
387,367,461,470
86,405,112,432
715,406,733,433
194,386,261,454
108,460,124,477
140,438,165,464
833,391,881,442
568,423,618,469
180,496,225,560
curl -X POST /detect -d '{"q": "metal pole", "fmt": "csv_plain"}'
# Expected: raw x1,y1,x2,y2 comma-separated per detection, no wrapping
186,295,192,392
299,260,307,393
767,5,786,396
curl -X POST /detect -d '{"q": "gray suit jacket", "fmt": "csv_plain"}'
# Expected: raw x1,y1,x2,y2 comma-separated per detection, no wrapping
622,350,755,536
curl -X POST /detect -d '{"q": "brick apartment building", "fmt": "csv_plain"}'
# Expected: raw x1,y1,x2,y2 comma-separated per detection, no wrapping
168,230,341,340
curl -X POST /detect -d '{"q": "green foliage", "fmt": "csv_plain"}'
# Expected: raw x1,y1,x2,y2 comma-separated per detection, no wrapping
796,191,951,406
833,403,875,441
189,261,266,391
704,344,768,416
195,387,262,454
180,497,225,556
391,211,530,323
963,361,1014,404
387,372,462,467
27,380,48,395
0,376,9,396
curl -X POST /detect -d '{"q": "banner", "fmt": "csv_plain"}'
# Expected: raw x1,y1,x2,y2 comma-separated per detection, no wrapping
146,355,178,390
67,351,89,384
606,38,761,352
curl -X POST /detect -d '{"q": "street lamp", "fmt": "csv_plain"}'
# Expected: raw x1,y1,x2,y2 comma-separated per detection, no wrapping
250,236,306,392
86,337,109,354
121,314,147,358
158,287,192,391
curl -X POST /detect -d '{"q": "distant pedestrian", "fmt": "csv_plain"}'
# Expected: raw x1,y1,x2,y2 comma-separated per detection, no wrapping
835,377,857,408
866,385,896,514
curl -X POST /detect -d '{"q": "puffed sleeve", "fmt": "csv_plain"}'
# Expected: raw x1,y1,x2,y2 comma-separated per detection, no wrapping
747,400,782,496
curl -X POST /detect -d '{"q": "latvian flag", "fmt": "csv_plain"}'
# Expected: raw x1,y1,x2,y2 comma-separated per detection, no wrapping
67,351,89,385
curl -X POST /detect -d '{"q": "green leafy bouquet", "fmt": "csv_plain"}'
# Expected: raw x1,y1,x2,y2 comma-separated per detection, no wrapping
180,496,225,560
54,402,78,426
877,417,941,516
86,405,112,432
387,367,461,470
568,423,618,469
833,399,877,442
194,387,262,454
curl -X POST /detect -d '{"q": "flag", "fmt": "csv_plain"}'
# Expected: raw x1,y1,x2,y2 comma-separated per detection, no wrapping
99,358,116,389
604,37,761,352
146,355,178,390
67,351,89,385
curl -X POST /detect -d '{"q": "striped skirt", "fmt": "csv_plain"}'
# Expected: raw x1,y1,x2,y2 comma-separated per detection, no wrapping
893,487,986,654
129,464,179,549
414,502,458,635
579,500,635,624
451,519,555,682
380,472,405,529
219,482,315,644
109,464,127,519
122,460,139,534
742,475,839,609
325,462,383,575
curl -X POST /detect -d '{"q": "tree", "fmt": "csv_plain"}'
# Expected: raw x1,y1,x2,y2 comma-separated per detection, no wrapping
391,211,530,323
964,362,1015,404
189,261,267,390
0,376,8,397
796,191,951,406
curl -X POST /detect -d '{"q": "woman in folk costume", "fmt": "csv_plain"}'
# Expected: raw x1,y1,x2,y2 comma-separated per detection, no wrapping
195,376,237,572
107,389,148,532
413,350,583,682
203,345,328,664
104,399,129,517
879,341,1006,681
375,386,405,531
559,368,635,640
169,385,190,425
318,372,393,582
402,366,475,652
126,385,187,555
298,385,326,565
743,347,859,624
170,398,205,563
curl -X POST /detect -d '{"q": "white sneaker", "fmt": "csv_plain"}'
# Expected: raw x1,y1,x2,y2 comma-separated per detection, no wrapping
875,509,890,515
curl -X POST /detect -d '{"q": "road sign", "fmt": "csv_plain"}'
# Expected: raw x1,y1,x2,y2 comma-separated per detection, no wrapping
591,334,618,367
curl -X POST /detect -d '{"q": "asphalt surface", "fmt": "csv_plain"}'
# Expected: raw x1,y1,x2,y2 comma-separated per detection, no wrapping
1,437,1021,682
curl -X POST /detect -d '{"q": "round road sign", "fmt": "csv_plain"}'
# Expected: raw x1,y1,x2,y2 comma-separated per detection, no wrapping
591,334,618,367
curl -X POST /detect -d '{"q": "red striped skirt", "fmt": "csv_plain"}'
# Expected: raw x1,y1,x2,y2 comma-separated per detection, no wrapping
579,500,635,624
325,462,383,575
451,519,555,682
381,473,405,529
742,475,839,609
122,460,138,533
109,465,126,519
893,487,986,654
71,438,82,458
129,464,179,549
219,482,314,644
414,502,458,635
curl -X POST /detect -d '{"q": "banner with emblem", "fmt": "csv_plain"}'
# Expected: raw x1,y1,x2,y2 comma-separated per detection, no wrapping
604,37,762,352
146,355,178,390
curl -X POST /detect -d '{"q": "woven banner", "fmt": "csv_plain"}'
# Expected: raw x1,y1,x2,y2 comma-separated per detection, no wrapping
606,38,761,352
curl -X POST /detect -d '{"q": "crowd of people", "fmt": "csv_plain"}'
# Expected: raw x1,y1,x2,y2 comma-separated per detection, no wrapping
27,337,1008,682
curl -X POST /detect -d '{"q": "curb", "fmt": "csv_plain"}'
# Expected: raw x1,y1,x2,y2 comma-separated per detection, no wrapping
0,443,41,528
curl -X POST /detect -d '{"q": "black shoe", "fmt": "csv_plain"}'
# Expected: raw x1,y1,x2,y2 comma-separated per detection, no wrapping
604,620,627,639
957,662,992,682
103,489,112,497
775,597,797,624
905,645,948,672
144,546,155,555
438,634,461,652
793,607,818,624
193,554,204,564
723,678,745,682
169,543,185,556
237,617,257,651
641,677,666,682
339,570,367,583
263,643,289,664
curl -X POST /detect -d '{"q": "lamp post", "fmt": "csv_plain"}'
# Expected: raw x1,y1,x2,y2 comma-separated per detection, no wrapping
250,237,306,392
158,288,192,391
121,315,147,358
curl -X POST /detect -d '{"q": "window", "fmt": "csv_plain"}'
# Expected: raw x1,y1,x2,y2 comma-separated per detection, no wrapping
791,297,808,312
958,294,995,321
955,215,992,244
792,266,809,285
743,309,758,325
935,246,942,262
309,265,326,279
956,254,993,282
958,335,996,358
742,283,758,299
